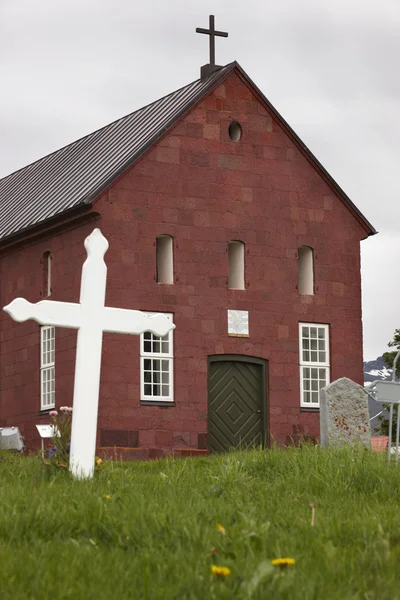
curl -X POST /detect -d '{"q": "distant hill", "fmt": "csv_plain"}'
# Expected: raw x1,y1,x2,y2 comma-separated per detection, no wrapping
364,356,392,434
364,356,392,385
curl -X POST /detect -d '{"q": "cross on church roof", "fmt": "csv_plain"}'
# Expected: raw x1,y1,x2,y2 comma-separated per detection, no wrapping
196,15,228,80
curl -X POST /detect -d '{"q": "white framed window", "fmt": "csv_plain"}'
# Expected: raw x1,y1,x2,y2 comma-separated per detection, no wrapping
299,323,330,408
40,325,55,410
140,313,174,402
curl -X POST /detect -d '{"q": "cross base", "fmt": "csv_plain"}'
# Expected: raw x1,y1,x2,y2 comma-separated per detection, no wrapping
200,63,224,80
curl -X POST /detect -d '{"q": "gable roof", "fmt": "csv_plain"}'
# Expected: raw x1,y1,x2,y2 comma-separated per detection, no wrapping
0,62,376,242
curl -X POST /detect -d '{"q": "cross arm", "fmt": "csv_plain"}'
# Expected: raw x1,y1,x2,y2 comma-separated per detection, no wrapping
102,307,175,337
195,27,228,37
3,298,81,328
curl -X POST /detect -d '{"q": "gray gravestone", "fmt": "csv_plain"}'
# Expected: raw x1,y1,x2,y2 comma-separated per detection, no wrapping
320,377,371,449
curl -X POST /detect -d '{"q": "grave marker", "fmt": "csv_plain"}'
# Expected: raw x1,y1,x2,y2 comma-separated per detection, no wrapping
3,229,175,479
320,377,371,449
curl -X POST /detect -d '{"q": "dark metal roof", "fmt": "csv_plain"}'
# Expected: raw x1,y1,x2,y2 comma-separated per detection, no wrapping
0,64,233,241
0,61,376,241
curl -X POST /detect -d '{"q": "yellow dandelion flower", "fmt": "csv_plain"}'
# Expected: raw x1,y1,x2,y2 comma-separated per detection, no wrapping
95,457,103,466
211,565,231,577
104,495,111,500
271,558,296,567
216,524,226,535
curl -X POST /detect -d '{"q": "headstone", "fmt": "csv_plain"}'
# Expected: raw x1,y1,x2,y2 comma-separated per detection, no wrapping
3,229,175,479
0,427,24,451
320,377,371,449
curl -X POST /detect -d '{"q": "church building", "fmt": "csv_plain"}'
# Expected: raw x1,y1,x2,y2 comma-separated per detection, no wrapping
0,17,376,456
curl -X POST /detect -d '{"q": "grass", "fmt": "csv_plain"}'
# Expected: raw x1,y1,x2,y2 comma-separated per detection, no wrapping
1,446,400,599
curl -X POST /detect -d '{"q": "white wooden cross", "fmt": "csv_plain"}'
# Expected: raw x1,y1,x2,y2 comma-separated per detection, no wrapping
3,229,175,479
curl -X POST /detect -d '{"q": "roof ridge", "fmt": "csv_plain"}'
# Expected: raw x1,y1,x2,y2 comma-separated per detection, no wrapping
0,73,208,184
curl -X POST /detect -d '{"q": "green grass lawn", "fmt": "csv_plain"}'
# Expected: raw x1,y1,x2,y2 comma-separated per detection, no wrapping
1,446,400,600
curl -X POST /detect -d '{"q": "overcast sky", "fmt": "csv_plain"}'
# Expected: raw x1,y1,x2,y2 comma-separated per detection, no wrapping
0,0,398,360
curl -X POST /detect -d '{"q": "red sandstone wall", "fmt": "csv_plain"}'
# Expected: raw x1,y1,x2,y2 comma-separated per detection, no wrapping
0,69,368,450
0,221,97,447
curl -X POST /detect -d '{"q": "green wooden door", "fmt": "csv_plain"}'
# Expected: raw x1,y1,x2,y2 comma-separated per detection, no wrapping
208,356,267,453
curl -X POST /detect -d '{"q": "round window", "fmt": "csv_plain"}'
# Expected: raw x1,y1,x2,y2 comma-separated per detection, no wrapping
228,122,242,142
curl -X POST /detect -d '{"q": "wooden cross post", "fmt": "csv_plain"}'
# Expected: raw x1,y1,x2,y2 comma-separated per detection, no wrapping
3,229,175,479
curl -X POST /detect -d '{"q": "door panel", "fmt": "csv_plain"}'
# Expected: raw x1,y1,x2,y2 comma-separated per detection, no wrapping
208,358,266,453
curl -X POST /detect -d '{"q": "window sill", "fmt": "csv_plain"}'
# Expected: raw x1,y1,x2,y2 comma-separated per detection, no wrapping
140,401,175,407
38,408,55,416
300,407,320,412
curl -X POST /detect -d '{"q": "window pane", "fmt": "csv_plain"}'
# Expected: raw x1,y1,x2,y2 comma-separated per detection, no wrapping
318,328,325,339
311,351,318,362
304,379,310,390
319,352,326,362
311,339,318,350
311,392,319,403
311,380,318,391
303,391,310,403
140,313,173,401
319,368,326,378
303,351,310,362
319,379,326,390
302,327,309,338
302,339,309,349
318,340,325,351
303,368,310,378
310,327,317,338
311,368,318,379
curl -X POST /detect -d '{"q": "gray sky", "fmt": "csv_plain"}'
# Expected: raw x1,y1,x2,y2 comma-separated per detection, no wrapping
1,0,398,360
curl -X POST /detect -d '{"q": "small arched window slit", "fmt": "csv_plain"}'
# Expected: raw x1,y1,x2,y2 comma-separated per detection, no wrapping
298,246,314,295
43,251,52,297
228,241,245,289
156,235,174,284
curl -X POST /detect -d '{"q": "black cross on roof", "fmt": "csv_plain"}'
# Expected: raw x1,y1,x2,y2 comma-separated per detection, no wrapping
196,15,228,69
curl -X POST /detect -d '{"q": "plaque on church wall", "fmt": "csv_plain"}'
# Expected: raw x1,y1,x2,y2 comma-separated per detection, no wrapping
227,310,249,337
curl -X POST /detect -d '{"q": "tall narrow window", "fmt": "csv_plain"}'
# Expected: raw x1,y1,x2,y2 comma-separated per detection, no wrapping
228,241,245,289
140,313,174,402
40,325,55,410
43,251,52,297
298,246,314,295
156,236,173,284
299,323,330,408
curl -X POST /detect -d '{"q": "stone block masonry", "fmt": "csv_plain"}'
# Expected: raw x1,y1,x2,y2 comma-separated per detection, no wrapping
0,69,367,451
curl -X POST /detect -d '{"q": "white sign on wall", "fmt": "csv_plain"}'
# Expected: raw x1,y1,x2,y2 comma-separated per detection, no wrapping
227,310,249,337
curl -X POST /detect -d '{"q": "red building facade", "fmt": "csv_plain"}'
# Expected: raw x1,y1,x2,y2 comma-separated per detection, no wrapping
0,63,375,455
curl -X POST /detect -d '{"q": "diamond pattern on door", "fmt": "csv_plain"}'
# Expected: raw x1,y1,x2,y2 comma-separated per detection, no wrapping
208,359,265,453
